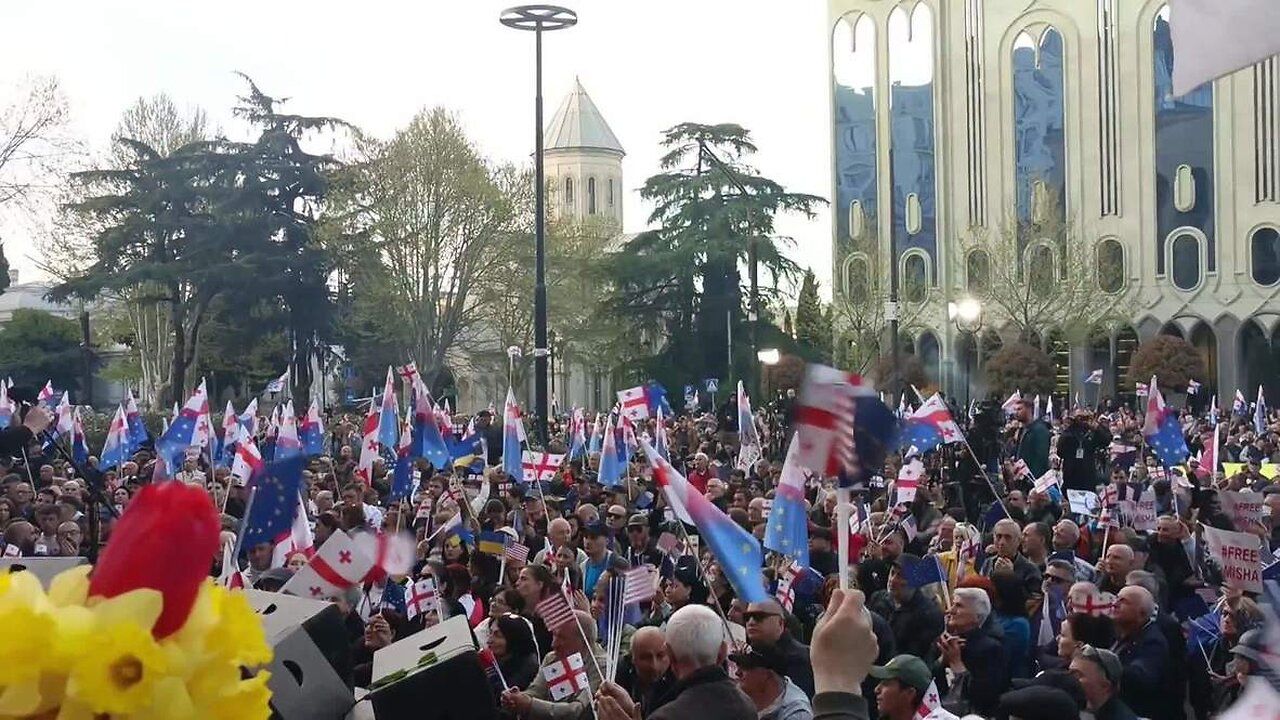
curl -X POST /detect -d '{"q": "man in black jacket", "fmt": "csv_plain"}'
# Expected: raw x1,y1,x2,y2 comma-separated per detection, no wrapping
744,599,814,697
1057,411,1110,492
1110,586,1174,719
648,604,757,720
868,554,944,661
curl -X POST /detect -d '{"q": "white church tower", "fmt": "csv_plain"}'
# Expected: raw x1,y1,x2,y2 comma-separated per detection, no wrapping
543,79,625,226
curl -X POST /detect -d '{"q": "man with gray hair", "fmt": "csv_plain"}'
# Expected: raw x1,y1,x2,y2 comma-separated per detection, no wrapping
1051,518,1096,582
646,604,756,720
934,587,1009,716
1111,585,1174,719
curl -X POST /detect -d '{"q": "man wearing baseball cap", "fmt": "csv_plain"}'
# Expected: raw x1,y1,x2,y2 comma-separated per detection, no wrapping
868,655,933,720
730,644,813,720
1068,645,1138,720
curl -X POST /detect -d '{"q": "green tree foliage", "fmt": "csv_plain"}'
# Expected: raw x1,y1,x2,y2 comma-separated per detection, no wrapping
1128,334,1206,390
52,77,345,405
794,269,831,363
0,240,9,294
985,342,1057,397
606,123,824,389
325,108,527,394
0,309,82,392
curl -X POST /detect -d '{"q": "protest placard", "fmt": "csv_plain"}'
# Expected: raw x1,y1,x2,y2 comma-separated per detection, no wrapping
1203,525,1263,593
1067,489,1100,517
1129,488,1157,532
1221,490,1265,532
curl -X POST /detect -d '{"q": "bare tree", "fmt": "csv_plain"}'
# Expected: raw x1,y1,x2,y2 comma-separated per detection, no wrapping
960,202,1132,347
0,75,79,208
830,237,926,374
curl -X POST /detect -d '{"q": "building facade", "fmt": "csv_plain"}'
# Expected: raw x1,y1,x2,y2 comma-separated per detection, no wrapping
452,79,627,413
828,0,1280,402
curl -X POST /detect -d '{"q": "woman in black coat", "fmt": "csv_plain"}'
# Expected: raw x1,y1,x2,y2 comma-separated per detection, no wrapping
486,613,542,692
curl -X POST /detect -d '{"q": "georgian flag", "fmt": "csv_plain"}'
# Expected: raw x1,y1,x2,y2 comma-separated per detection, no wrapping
542,652,590,701
521,451,565,484
271,491,315,567
616,385,650,421
281,531,374,600
1001,390,1022,415
406,576,440,621
914,680,945,719
895,458,924,505
355,405,380,486
1083,369,1104,385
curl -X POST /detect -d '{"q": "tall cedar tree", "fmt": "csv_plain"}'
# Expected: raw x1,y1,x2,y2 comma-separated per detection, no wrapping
606,123,823,387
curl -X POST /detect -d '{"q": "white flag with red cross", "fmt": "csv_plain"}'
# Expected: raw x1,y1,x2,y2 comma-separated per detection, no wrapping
406,576,441,621
522,451,565,484
281,531,374,600
543,651,590,701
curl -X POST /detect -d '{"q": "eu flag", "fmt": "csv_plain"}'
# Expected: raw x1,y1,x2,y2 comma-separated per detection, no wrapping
241,454,307,548
1146,412,1189,468
900,556,945,589
899,418,942,451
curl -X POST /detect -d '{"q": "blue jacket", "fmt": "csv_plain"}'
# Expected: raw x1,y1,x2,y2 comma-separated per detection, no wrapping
1112,620,1169,719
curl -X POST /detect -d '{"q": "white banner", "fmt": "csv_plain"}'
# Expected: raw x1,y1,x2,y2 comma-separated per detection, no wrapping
1221,491,1265,533
1203,524,1263,593
1129,488,1158,532
1067,489,1100,517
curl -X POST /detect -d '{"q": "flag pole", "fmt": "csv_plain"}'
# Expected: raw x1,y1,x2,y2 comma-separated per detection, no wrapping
837,487,852,591
230,486,260,570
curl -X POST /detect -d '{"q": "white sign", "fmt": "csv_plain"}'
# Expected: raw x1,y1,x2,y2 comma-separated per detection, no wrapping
1129,488,1158,532
1221,491,1265,532
1067,490,1100,517
1203,525,1264,593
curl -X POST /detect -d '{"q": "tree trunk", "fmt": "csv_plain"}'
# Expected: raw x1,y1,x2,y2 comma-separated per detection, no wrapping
167,287,187,408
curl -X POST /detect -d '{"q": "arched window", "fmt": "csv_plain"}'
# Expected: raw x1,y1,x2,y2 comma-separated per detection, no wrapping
1028,243,1056,290
1171,233,1201,290
587,178,597,215
845,256,870,301
903,253,927,303
564,177,575,207
1096,239,1125,293
966,249,991,293
1251,227,1280,286
608,178,615,208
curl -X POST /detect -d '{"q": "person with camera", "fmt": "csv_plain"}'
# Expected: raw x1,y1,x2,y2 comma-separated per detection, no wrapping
1057,409,1111,492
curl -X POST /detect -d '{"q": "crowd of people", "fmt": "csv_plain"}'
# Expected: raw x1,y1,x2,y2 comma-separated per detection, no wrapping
4,384,1280,719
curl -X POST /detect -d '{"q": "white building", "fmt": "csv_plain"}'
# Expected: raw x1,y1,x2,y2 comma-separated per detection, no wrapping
827,0,1280,402
452,79,628,414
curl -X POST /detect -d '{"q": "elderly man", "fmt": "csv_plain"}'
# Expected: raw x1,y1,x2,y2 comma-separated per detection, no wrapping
533,517,587,566
934,587,1008,716
1020,521,1052,572
982,518,1043,604
1051,519,1096,582
744,598,813,697
1148,514,1197,607
647,604,756,720
1068,646,1138,720
1096,543,1136,595
617,626,674,716
502,610,608,720
1110,586,1171,719
731,644,812,719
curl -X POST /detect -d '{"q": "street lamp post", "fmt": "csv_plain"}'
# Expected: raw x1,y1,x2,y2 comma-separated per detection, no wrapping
501,4,577,445
948,298,983,409
757,348,781,403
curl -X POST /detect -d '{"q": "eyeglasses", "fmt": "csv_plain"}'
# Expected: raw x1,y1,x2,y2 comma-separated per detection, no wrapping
742,611,780,623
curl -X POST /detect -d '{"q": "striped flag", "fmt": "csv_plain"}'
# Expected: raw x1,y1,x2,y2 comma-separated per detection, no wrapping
536,592,577,632
504,542,530,564
621,565,659,606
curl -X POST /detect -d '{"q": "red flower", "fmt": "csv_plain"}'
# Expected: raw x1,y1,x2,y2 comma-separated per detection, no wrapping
89,480,221,638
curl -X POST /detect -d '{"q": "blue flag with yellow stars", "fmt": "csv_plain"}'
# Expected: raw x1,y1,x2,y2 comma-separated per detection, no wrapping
241,454,307,548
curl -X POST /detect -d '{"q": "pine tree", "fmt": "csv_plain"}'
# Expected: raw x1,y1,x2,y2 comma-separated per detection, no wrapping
794,269,830,362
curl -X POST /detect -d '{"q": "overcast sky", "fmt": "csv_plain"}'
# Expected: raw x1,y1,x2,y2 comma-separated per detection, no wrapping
0,0,833,295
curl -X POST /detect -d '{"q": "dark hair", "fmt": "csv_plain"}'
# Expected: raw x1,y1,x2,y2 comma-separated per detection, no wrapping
494,588,526,614
1064,612,1115,648
522,563,558,600
442,563,472,600
316,511,340,533
1026,522,1052,547
989,569,1028,619
494,614,539,660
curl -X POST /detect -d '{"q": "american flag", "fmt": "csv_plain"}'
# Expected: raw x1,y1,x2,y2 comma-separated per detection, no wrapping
621,565,659,605
504,541,530,564
656,532,679,555
537,592,578,632
776,562,801,612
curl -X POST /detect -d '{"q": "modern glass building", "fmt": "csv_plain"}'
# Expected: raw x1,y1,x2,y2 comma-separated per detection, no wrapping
829,0,1280,401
